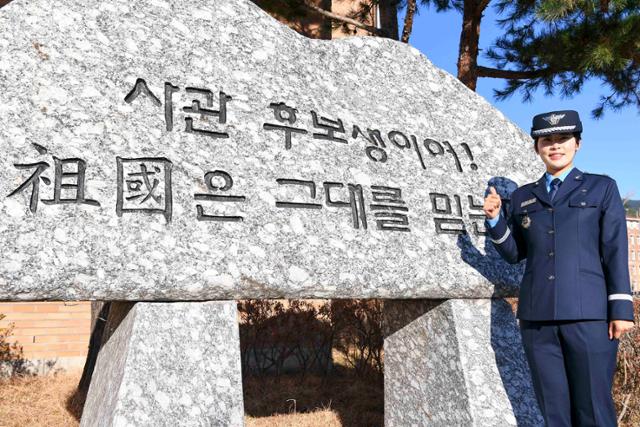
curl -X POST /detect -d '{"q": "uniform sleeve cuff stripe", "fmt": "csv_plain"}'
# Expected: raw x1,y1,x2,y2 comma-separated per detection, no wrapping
490,228,511,244
608,294,633,302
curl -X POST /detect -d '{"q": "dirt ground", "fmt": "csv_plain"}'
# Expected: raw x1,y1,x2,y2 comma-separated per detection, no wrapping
0,369,382,427
1,367,639,426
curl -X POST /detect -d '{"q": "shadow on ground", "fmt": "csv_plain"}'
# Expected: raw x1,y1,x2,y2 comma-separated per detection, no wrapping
243,365,383,427
65,364,383,426
66,387,85,422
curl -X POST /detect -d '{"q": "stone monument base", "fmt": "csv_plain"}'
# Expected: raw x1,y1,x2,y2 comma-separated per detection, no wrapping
81,301,244,427
81,298,542,426
384,298,543,426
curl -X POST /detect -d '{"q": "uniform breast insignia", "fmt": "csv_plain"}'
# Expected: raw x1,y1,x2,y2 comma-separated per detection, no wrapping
521,198,536,208
521,215,531,229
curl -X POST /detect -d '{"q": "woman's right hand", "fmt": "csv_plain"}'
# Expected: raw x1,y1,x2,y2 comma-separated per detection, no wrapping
483,186,501,219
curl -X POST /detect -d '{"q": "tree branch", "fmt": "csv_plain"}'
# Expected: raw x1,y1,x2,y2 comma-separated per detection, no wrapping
477,65,552,79
301,1,388,37
401,0,417,43
478,0,491,15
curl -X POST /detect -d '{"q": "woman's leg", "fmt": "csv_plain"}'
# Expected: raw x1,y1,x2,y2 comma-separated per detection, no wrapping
558,320,619,427
520,320,572,426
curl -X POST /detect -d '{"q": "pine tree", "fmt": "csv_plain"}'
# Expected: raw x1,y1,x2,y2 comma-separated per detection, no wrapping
397,0,639,117
486,0,640,117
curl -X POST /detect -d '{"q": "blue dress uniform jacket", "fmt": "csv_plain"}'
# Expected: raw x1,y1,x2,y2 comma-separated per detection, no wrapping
487,167,634,321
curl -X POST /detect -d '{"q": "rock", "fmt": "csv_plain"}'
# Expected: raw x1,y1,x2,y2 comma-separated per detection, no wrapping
384,299,543,426
80,301,244,427
0,0,536,300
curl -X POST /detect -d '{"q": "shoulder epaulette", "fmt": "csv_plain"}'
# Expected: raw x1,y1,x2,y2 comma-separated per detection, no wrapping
583,172,611,178
522,180,540,189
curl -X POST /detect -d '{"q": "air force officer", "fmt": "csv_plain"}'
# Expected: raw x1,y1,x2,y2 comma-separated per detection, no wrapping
483,110,635,426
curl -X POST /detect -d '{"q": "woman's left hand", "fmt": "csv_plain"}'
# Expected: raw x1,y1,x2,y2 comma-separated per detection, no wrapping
608,320,635,340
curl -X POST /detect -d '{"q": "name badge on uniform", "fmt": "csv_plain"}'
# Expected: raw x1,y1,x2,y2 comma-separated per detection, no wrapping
520,198,536,208
521,215,531,229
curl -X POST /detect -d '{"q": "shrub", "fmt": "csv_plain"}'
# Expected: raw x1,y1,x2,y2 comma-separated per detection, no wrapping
0,313,30,377
238,300,333,377
237,299,384,380
330,299,383,380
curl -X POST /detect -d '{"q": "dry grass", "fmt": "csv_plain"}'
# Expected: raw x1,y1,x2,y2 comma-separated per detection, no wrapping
243,369,383,426
0,370,84,427
1,358,638,426
0,368,381,427
246,409,342,427
0,299,636,427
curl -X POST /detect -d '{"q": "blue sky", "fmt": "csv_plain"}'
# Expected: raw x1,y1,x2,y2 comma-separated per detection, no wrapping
399,5,639,198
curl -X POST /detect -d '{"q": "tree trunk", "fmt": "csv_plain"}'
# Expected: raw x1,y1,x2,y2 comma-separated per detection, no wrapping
400,0,416,43
378,0,400,40
456,0,489,91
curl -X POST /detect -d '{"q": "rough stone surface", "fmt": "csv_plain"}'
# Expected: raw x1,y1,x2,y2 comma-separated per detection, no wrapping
81,301,244,427
0,0,539,300
384,299,543,426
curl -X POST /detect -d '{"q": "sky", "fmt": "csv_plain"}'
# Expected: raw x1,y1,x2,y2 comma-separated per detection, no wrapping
398,5,639,198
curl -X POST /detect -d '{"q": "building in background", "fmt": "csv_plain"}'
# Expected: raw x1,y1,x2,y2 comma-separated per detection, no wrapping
0,301,91,373
254,0,398,40
629,217,640,294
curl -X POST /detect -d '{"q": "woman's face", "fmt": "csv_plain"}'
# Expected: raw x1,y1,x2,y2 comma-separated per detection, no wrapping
536,133,580,174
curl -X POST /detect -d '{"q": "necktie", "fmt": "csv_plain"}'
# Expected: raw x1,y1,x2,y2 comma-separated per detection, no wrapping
549,178,562,200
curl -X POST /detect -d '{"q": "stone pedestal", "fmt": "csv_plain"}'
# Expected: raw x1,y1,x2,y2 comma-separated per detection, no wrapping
384,299,543,426
81,301,244,427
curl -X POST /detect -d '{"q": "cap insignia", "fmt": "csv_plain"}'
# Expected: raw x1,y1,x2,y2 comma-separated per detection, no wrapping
542,113,565,126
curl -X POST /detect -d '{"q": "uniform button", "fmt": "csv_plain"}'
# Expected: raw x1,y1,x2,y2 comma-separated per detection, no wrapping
548,252,554,257
580,202,586,206
548,229,555,234
547,208,554,212
548,275,555,280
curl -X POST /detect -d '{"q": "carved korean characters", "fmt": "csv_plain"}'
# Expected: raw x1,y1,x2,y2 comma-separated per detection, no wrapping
6,77,487,236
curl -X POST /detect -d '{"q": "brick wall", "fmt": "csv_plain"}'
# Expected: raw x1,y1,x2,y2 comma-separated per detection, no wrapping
0,301,91,371
629,218,640,294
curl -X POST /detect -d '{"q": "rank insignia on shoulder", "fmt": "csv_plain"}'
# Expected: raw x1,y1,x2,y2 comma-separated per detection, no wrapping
521,215,531,229
520,198,536,207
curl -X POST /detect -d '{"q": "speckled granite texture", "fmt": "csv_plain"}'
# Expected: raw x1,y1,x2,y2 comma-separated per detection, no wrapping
384,299,543,426
81,301,244,427
0,0,539,300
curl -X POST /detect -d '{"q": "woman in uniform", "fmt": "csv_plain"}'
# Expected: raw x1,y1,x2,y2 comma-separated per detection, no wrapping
483,110,635,426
